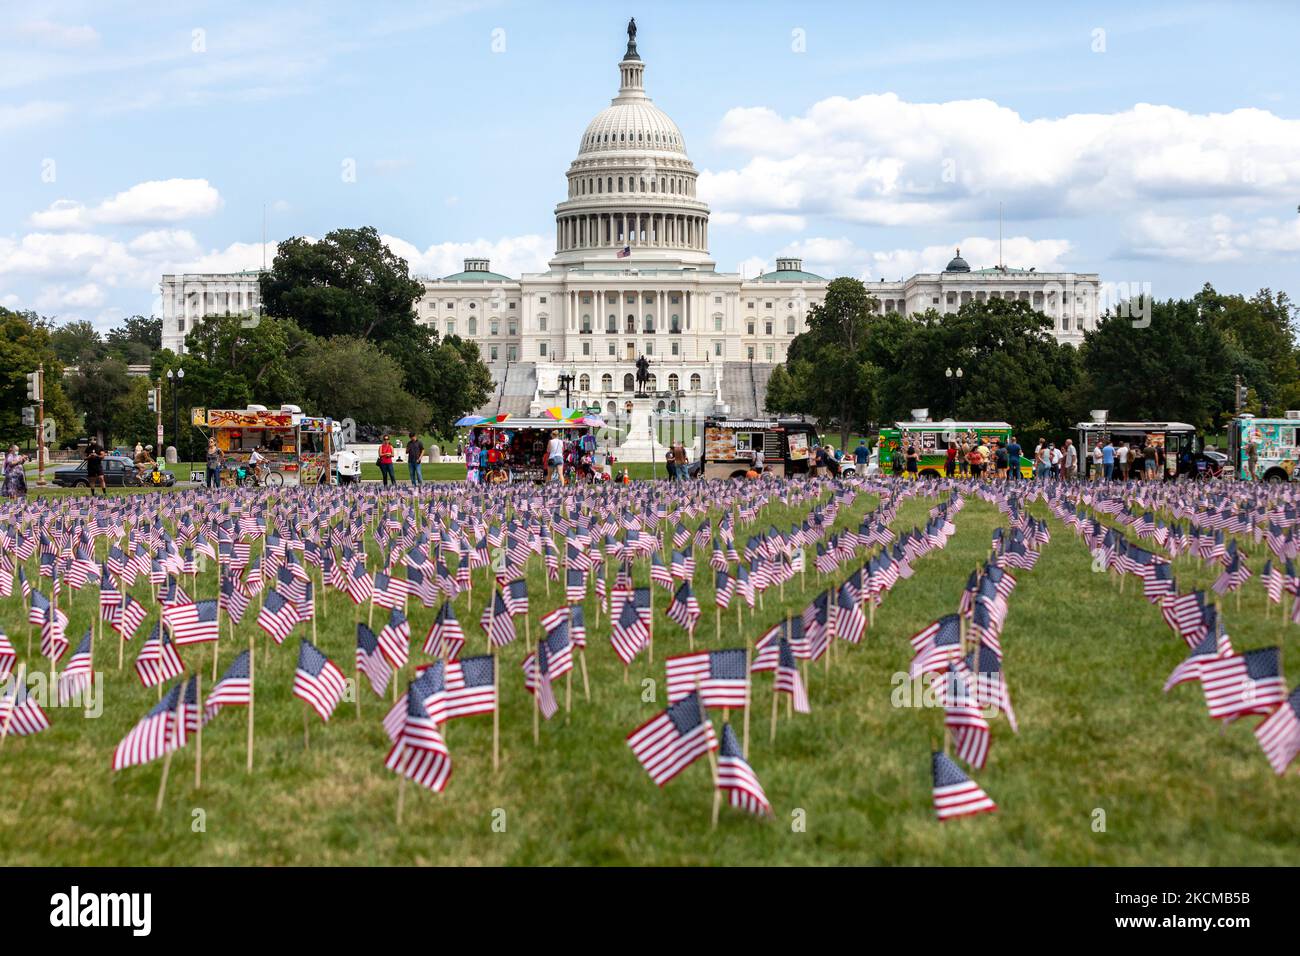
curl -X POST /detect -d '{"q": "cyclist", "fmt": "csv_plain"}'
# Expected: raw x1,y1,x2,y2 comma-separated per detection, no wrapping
247,446,266,485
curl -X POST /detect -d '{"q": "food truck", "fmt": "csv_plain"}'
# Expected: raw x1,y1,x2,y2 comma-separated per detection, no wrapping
1075,420,1198,480
1227,413,1300,482
459,415,608,484
700,418,818,480
195,404,339,486
876,420,1029,477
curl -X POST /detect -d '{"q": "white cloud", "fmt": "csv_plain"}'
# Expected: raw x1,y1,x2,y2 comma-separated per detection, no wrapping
380,234,551,279
1119,211,1300,263
36,282,105,311
866,236,1075,279
0,100,68,131
702,94,1300,229
736,256,768,280
17,20,100,48
30,179,223,229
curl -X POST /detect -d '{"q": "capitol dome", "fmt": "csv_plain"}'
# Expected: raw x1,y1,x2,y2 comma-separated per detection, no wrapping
551,21,713,270
578,101,687,159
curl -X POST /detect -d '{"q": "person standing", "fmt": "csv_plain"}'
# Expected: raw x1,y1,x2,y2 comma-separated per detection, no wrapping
1116,441,1130,481
854,439,871,472
378,435,397,486
3,445,28,499
546,430,564,483
672,440,688,480
1245,439,1259,481
1062,439,1077,480
1049,443,1062,479
83,442,106,495
1007,436,1022,480
664,447,677,480
1101,439,1115,481
205,439,223,489
905,442,919,479
944,441,957,478
406,433,425,486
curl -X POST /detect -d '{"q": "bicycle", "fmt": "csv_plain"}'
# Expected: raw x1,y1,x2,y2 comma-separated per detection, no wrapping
230,462,283,488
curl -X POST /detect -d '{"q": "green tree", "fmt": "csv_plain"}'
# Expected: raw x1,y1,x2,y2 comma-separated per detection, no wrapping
50,320,106,365
1079,297,1232,431
66,357,134,446
0,308,77,448
294,335,431,428
260,227,425,341
105,315,162,365
774,278,879,445
423,336,495,439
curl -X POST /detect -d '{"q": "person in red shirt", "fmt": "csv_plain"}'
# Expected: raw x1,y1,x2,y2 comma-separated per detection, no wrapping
378,435,396,486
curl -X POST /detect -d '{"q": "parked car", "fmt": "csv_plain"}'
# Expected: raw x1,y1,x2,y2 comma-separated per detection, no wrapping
52,455,175,488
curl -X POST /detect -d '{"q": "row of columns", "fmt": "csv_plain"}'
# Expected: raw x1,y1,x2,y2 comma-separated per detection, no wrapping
556,212,708,252
564,288,702,333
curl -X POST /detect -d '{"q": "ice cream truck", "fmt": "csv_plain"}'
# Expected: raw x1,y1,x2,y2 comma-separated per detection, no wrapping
1228,413,1300,482
194,404,340,486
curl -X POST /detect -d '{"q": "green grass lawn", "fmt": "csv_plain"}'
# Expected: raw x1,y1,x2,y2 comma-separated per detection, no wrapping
0,485,1295,865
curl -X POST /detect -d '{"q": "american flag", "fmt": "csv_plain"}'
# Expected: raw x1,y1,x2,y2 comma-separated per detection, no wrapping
931,751,997,821
666,581,701,633
425,601,466,659
111,593,149,641
112,676,199,771
1253,685,1300,775
616,244,630,258
384,671,453,792
443,655,497,719
714,569,735,610
1161,591,1208,647
0,675,49,738
717,722,772,817
56,629,93,706
908,614,963,679
626,691,718,787
611,599,649,665
565,567,587,603
257,589,302,645
836,583,867,644
356,622,394,698
1200,646,1286,721
163,599,220,646
372,571,410,610
943,665,990,769
523,619,572,720
40,604,69,663
650,552,672,590
344,560,372,604
665,647,749,708
479,590,517,647
966,643,1017,732
1163,626,1232,692
204,650,253,723
377,607,412,669
293,638,348,722
774,639,810,714
0,630,14,683
1212,552,1251,594
135,623,185,687
503,578,529,616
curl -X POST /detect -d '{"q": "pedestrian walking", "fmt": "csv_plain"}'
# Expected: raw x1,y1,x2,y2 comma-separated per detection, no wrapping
3,445,29,499
546,430,564,483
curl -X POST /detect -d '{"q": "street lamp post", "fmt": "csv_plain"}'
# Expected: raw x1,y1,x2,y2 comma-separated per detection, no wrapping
166,367,185,462
945,366,963,416
558,371,575,409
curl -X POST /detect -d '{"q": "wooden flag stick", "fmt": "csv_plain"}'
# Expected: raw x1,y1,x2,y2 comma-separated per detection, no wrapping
303,704,310,750
247,625,255,773
194,672,203,790
492,651,500,771
155,676,186,814
396,776,407,825
578,647,590,702
1,663,26,751
743,647,752,758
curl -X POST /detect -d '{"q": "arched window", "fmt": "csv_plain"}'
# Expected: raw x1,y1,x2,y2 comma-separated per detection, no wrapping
670,314,680,333
618,177,624,192
786,316,796,334
607,177,613,192
607,314,617,332
623,373,635,392
668,373,679,392
626,314,635,333
647,374,657,391
690,373,701,391
601,373,613,392
581,314,591,332
579,374,590,391
468,317,477,336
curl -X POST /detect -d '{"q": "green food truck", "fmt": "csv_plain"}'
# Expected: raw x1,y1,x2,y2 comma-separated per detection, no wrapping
875,420,1030,478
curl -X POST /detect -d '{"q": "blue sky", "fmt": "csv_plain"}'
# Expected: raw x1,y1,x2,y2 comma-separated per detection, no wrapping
2,0,1298,328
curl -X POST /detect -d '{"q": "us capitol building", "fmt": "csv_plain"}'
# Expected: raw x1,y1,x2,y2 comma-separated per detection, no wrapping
160,21,1101,422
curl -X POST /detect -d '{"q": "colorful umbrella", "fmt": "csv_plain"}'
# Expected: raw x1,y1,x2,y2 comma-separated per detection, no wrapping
455,414,510,427
542,407,584,421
